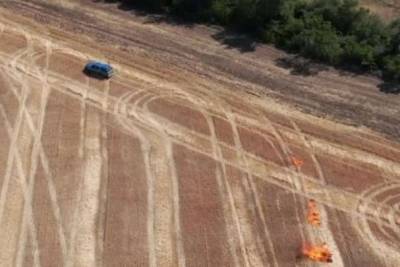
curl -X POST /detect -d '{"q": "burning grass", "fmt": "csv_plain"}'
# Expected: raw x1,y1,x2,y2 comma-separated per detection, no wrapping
302,243,333,263
307,199,321,226
291,156,304,168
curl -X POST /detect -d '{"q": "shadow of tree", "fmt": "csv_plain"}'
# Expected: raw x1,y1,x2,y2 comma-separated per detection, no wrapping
211,29,257,53
378,82,400,94
141,14,196,27
93,0,196,27
275,56,329,76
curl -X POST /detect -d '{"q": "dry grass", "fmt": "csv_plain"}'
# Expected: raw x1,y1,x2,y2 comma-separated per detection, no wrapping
360,0,400,21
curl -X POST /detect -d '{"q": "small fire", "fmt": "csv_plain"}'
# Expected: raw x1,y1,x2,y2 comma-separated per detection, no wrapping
302,243,333,263
291,157,304,168
307,199,321,226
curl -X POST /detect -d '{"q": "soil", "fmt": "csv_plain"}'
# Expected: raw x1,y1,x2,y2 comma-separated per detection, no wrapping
0,0,400,266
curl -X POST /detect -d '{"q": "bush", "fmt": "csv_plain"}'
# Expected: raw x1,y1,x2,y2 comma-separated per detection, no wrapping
287,15,343,64
169,0,214,19
388,19,400,54
342,36,376,68
211,0,233,25
383,55,400,81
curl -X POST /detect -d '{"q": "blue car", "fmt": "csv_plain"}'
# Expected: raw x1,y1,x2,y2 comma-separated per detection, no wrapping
84,60,114,79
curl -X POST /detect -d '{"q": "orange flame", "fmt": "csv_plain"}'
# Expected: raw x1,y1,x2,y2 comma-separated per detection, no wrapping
291,157,304,168
302,243,333,263
307,199,321,226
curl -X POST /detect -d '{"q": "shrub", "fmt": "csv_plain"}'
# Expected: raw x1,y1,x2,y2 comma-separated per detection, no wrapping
383,55,400,81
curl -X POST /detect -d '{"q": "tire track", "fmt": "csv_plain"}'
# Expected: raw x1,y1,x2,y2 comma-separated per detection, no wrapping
2,7,400,266
232,97,342,265
72,109,103,267
147,91,243,266
227,110,279,266
3,10,400,159
202,86,304,266
124,91,188,267
0,104,41,267
0,57,31,265
25,71,400,229
140,100,180,267
290,120,345,266
165,140,186,267
115,91,157,267
355,182,400,265
115,74,337,265
357,182,400,237
141,96,188,267
9,39,400,184
109,68,400,263
96,78,110,267
15,33,52,267
203,97,265,266
144,84,247,266
4,34,68,265
37,60,400,234
151,76,259,265
66,76,104,267
205,113,243,267
78,77,89,158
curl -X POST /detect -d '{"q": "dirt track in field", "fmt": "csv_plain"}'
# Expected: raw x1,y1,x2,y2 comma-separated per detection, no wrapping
1,0,400,266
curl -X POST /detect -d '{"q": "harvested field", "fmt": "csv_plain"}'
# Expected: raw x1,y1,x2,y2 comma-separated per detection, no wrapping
0,0,400,266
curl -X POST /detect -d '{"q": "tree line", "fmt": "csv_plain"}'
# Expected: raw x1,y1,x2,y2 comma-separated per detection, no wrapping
117,0,400,82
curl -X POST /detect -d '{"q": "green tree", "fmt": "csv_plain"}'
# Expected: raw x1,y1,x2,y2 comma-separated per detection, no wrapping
342,36,376,67
383,55,400,81
170,0,213,19
230,0,258,29
388,19,400,54
288,15,343,64
211,0,234,24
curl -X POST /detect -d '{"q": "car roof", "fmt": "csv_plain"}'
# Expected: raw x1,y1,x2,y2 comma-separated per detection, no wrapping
87,60,112,71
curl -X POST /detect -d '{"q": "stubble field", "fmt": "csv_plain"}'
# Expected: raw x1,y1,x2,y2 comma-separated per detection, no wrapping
1,1,400,266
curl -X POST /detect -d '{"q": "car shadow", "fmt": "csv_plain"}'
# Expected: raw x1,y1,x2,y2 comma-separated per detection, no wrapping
82,68,109,80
